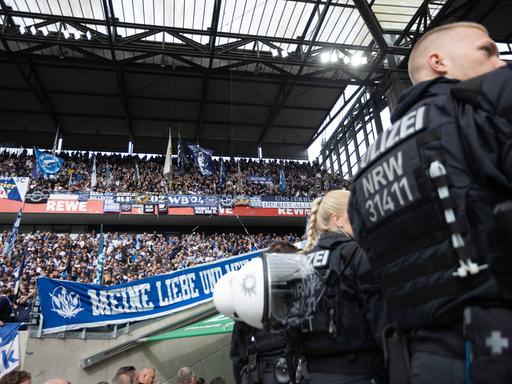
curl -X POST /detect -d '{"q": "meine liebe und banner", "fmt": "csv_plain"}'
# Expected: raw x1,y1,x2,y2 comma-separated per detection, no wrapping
37,250,259,334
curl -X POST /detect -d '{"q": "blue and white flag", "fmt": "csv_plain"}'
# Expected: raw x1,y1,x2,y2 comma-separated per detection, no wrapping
93,225,105,285
219,159,226,186
34,147,63,176
91,156,97,189
0,177,30,202
37,249,260,333
2,208,22,258
187,144,215,177
279,166,286,193
0,323,21,377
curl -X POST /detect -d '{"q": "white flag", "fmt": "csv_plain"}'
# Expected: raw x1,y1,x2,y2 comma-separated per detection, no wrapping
91,156,97,189
163,127,173,182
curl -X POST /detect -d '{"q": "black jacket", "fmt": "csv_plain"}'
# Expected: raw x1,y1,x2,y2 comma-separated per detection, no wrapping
303,232,387,374
349,64,512,331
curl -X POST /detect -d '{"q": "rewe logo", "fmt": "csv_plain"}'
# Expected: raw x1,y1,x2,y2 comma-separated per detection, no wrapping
277,208,311,216
50,286,84,319
46,200,87,212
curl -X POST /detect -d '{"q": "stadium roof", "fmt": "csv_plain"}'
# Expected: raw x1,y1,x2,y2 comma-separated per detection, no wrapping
0,0,509,159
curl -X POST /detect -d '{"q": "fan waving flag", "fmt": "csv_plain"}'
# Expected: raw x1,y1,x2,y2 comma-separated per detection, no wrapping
187,144,215,176
34,147,63,176
2,208,22,258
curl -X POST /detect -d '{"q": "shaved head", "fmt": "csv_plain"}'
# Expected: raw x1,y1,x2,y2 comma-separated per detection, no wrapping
408,22,504,84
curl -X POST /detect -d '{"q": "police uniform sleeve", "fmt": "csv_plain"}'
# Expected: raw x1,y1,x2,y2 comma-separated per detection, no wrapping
350,248,391,349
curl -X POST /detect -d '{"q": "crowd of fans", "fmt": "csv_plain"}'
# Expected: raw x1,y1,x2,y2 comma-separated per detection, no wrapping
0,149,350,197
0,364,219,384
0,230,300,322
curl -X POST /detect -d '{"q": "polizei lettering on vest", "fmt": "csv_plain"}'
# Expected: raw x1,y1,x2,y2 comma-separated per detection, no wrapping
359,106,426,170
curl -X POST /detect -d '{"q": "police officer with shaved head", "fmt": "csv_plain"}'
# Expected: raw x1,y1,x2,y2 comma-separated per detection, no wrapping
348,22,512,384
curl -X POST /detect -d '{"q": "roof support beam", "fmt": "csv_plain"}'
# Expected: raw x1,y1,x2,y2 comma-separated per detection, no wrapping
257,0,333,144
352,0,388,52
195,0,222,143
102,0,134,143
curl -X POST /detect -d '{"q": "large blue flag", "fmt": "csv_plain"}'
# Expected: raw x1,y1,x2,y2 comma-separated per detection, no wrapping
34,147,64,176
0,323,21,376
2,208,22,258
187,144,215,176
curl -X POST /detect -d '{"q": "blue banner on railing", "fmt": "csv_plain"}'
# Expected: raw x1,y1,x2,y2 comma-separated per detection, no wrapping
37,251,259,334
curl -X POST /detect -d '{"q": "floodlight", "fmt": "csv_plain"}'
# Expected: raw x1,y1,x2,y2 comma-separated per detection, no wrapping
343,56,350,64
63,29,70,39
329,51,338,63
41,28,49,36
360,56,368,65
320,51,330,63
271,49,279,57
281,50,289,58
86,31,92,40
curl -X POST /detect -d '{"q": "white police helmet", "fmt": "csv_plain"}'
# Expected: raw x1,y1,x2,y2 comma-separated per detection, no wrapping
213,271,240,320
215,254,323,330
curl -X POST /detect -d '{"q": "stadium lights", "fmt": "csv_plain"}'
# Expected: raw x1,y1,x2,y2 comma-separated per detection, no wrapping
63,29,70,39
128,140,134,154
281,50,289,58
271,48,279,57
41,28,49,36
329,51,338,63
320,51,330,63
351,53,367,66
86,31,92,40
258,145,262,159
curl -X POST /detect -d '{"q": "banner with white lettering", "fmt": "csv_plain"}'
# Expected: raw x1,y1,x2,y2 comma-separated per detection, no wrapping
0,323,21,378
37,251,259,334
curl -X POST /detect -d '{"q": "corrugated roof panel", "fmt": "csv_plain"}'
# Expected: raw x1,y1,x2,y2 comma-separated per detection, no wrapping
131,98,199,120
125,73,203,99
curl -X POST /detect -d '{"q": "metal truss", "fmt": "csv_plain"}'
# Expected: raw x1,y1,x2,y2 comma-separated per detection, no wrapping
318,0,458,179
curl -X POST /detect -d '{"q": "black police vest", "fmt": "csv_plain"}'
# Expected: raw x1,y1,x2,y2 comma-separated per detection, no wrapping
299,236,376,356
349,91,506,330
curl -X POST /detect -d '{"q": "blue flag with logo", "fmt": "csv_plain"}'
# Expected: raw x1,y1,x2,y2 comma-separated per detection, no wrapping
34,147,63,176
187,144,215,177
0,323,21,376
